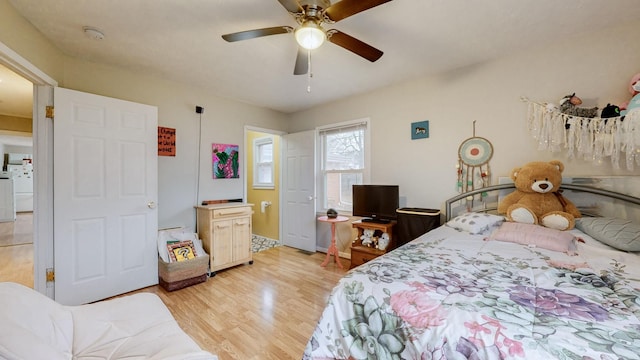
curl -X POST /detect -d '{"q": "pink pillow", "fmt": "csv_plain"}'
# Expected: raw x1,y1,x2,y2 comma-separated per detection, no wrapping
486,222,578,255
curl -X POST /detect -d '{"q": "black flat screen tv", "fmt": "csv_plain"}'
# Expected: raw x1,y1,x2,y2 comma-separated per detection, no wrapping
352,185,399,223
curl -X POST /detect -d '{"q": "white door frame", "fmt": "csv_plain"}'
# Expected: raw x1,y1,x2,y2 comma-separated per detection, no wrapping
0,41,58,297
243,126,286,243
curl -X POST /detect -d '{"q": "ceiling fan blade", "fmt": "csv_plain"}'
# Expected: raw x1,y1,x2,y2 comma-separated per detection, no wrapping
277,0,303,14
327,30,383,62
222,26,293,42
294,47,309,75
324,0,392,22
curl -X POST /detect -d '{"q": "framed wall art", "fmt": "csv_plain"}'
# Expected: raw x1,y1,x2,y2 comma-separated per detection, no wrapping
212,143,239,179
411,120,429,140
158,126,176,156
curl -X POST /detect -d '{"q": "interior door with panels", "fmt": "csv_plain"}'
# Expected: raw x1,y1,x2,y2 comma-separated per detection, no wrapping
282,130,317,252
53,87,158,305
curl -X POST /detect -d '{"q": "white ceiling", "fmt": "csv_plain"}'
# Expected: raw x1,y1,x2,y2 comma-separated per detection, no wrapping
3,0,640,115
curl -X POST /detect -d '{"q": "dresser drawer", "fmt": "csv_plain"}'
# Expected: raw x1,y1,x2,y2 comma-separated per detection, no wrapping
350,246,384,269
211,206,252,219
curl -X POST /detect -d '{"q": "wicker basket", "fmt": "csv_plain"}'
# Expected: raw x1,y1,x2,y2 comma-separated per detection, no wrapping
158,255,209,291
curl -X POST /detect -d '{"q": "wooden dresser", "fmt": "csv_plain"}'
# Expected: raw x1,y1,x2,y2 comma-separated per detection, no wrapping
196,203,254,275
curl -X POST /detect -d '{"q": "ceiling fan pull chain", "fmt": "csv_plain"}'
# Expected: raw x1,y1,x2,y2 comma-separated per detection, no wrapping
307,49,313,93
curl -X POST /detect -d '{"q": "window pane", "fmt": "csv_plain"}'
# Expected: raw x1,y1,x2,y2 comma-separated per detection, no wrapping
257,164,272,184
253,137,274,187
258,143,272,162
325,172,362,211
324,129,364,170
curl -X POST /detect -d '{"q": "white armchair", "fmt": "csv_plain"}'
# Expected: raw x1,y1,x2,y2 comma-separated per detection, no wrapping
0,282,217,360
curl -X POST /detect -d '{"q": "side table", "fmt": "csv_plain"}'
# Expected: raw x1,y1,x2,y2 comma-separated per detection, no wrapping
318,215,349,268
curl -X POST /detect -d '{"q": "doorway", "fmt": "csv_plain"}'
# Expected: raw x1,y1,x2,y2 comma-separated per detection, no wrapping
245,127,283,253
0,62,34,288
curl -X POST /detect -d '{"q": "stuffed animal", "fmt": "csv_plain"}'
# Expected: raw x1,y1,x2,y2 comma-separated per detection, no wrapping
497,160,581,231
377,232,390,250
601,103,621,118
360,228,375,247
601,103,622,124
559,93,598,118
621,73,640,116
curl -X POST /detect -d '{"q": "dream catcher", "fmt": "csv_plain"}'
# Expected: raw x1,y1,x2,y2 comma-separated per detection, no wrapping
456,121,493,195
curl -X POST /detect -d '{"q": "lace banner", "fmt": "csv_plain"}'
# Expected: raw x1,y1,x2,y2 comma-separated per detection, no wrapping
523,98,640,170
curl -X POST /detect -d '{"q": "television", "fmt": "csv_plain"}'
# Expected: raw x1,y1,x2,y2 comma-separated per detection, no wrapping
352,185,399,223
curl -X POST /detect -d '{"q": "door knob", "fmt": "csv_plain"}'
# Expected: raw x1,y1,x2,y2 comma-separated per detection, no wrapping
308,196,314,201
147,201,156,209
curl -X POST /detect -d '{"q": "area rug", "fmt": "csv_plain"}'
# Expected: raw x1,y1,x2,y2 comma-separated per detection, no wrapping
252,235,280,253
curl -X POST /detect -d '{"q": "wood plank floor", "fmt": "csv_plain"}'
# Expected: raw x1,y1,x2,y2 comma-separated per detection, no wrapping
123,247,349,359
0,213,34,287
0,215,349,359
0,243,33,287
0,213,33,247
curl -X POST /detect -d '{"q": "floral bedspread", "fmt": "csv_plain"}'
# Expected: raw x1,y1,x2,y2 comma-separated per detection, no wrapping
303,226,640,360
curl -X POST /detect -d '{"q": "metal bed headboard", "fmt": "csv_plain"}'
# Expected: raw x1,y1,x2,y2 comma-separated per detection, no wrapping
445,183,640,221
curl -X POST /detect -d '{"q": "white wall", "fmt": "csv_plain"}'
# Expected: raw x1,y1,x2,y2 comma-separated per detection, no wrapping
291,19,640,212
62,58,289,230
1,0,290,231
3,0,640,251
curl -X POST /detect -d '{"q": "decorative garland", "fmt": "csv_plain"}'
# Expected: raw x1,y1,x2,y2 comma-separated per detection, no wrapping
522,97,640,171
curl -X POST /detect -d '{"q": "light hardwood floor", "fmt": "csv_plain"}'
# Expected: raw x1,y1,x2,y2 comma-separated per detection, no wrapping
130,248,348,359
0,235,349,360
0,213,34,287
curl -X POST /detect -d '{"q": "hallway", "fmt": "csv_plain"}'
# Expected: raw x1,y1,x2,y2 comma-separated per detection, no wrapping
0,213,33,287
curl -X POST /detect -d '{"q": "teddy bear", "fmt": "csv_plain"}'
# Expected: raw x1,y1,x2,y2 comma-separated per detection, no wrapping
377,232,390,250
559,93,598,118
620,73,640,116
497,160,581,231
360,228,375,247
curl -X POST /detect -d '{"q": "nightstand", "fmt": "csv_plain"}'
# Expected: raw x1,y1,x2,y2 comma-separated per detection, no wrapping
350,220,396,269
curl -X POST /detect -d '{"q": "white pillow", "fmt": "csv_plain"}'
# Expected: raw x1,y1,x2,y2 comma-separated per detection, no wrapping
445,212,504,235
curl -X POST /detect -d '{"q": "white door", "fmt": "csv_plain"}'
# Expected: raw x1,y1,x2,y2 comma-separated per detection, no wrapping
53,87,158,305
282,130,316,252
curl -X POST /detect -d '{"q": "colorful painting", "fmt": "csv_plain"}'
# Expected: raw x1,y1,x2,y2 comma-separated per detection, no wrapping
212,143,239,179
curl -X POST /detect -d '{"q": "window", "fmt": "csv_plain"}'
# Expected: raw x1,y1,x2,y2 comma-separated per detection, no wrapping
253,136,274,189
319,120,369,213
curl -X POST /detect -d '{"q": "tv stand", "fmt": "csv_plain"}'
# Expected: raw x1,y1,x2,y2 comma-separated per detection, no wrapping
350,220,396,269
361,218,391,224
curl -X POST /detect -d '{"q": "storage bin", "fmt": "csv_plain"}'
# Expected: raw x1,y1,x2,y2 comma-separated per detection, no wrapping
396,208,441,247
158,254,209,291
157,228,209,291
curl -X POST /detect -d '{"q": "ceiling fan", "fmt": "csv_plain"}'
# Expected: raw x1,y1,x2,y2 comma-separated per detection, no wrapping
221,0,392,75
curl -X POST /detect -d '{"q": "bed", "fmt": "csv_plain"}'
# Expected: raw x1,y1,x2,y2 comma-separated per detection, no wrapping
303,180,640,359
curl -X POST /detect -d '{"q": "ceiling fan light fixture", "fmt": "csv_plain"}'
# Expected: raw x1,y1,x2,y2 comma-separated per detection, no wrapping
294,21,326,50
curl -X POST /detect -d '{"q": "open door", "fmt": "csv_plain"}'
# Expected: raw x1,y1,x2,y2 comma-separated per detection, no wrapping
53,87,158,305
281,130,316,252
